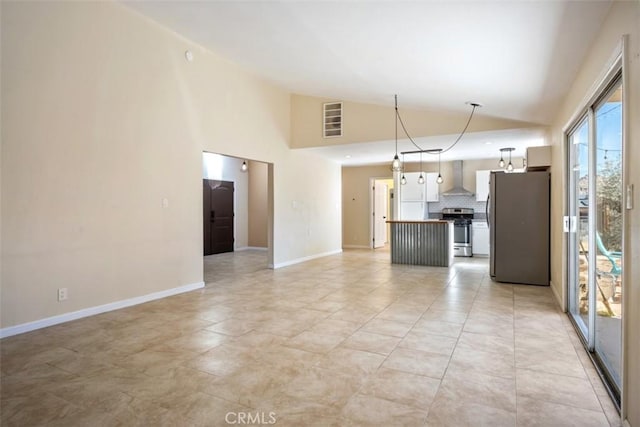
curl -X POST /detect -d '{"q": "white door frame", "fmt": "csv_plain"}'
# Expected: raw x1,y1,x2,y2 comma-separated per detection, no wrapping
369,177,393,249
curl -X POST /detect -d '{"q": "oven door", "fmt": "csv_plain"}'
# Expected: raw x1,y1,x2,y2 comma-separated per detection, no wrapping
453,222,472,257
453,223,470,245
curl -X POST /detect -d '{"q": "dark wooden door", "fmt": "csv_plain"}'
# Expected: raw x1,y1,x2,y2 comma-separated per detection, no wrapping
203,179,234,255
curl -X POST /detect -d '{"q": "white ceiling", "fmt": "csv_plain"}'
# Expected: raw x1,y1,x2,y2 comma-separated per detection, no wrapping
123,0,611,164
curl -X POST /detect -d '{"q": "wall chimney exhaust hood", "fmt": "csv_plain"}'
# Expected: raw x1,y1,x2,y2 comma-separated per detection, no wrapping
441,160,474,197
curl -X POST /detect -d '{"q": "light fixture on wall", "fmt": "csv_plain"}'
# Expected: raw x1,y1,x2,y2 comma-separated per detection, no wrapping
401,153,407,185
241,161,248,172
499,148,515,172
390,95,402,172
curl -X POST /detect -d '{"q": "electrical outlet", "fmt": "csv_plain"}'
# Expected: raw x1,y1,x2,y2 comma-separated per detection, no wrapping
58,288,68,301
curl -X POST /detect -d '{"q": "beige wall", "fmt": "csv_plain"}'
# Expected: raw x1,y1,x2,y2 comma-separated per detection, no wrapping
0,1,341,329
248,160,268,248
548,1,639,423
291,94,542,148
342,165,391,248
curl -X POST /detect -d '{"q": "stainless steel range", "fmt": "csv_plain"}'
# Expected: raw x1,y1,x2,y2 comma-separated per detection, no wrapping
442,208,474,257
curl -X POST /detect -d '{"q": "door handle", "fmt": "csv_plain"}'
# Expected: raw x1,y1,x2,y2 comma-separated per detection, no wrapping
485,195,490,227
563,216,577,233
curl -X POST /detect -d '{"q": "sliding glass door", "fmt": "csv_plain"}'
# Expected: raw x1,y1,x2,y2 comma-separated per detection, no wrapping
568,118,590,338
567,72,623,401
593,82,623,389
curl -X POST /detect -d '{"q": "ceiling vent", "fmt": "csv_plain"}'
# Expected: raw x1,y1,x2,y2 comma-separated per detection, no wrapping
323,102,342,138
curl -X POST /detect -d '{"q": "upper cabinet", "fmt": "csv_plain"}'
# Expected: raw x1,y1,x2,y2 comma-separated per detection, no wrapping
400,172,425,201
476,170,491,202
425,172,440,202
526,146,551,171
400,172,439,202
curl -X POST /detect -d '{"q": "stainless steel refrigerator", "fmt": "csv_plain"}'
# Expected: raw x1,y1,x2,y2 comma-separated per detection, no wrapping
489,171,550,285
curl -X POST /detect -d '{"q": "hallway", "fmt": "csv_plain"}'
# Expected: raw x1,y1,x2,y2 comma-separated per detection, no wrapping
0,250,619,426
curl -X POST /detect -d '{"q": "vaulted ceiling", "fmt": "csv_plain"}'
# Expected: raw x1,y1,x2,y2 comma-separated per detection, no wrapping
123,1,612,163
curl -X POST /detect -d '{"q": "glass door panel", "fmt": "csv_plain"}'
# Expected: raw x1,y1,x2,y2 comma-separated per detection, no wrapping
594,84,622,389
568,118,590,338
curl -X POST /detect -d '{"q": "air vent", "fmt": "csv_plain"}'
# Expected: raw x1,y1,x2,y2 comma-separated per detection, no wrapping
323,102,342,138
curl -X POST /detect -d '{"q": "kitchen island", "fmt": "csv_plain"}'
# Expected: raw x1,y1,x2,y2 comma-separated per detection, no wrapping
387,220,454,267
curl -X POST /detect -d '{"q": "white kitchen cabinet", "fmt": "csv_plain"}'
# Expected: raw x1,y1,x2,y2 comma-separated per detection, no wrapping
526,146,551,170
476,170,491,202
400,172,425,201
472,221,490,256
425,172,440,202
400,201,425,220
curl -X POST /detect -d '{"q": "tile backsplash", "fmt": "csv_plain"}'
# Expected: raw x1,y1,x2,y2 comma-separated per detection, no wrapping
427,195,487,217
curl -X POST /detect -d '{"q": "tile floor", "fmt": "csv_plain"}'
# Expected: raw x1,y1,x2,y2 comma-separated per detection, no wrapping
0,249,621,426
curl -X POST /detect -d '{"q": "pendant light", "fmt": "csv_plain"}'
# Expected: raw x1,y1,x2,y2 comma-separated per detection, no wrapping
394,96,481,180
400,153,407,185
392,155,401,171
507,148,514,172
436,149,443,184
417,151,425,184
390,95,402,172
499,148,515,172
241,161,248,172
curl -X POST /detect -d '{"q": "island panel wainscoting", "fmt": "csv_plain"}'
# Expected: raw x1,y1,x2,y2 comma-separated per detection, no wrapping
386,220,454,267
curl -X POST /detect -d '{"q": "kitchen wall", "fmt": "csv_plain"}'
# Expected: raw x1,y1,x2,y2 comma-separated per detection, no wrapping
1,1,342,331
427,196,487,217
427,157,524,217
547,1,639,423
342,158,525,246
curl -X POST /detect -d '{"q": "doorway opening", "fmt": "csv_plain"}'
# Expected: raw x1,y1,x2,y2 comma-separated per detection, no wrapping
202,152,274,277
370,178,394,249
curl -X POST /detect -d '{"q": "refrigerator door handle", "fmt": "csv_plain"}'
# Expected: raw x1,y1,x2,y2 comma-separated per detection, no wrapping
485,194,490,227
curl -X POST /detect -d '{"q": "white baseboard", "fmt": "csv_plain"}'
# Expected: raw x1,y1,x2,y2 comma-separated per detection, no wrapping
550,280,565,311
0,281,205,339
273,249,343,269
236,246,268,251
342,245,370,249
